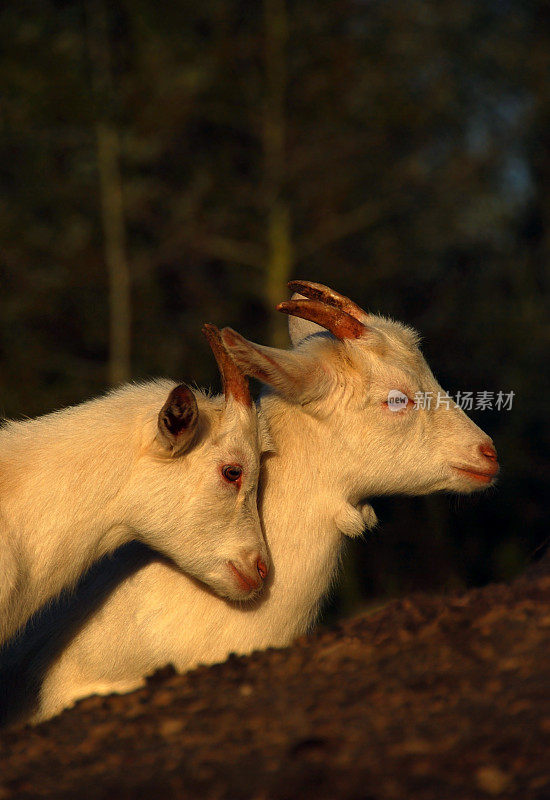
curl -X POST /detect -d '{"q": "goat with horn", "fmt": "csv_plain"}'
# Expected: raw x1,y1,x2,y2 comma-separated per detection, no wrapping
4,282,498,724
0,325,269,648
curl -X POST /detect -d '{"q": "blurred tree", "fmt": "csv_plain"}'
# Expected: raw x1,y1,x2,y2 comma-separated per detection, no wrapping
87,0,131,385
263,0,291,347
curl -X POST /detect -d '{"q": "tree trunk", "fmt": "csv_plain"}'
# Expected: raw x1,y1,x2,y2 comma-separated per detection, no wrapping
263,0,292,347
95,122,131,385
87,0,131,385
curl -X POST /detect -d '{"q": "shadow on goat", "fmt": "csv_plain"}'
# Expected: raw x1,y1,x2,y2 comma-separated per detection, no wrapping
0,542,164,727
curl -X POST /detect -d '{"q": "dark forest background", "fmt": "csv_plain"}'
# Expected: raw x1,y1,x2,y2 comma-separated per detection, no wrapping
1,0,548,617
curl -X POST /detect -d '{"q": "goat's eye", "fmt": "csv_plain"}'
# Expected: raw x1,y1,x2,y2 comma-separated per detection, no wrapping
222,464,243,483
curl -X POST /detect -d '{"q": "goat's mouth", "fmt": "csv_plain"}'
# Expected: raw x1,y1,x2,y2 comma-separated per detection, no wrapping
451,465,499,484
227,561,261,594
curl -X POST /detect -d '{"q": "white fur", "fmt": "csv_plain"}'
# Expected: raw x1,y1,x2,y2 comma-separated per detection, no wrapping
13,307,497,723
0,381,268,646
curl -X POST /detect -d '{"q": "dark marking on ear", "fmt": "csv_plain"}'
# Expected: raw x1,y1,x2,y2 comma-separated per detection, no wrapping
158,385,199,453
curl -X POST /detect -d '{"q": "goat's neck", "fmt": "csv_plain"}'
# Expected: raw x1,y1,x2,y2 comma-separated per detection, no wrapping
256,395,354,639
0,412,140,616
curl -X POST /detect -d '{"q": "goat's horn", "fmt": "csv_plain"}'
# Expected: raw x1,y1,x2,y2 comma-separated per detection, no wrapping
202,324,252,406
287,280,367,321
277,298,365,340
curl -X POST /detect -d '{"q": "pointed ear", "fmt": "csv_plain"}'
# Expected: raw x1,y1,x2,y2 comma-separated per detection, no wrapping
157,385,199,455
221,327,329,404
287,292,326,346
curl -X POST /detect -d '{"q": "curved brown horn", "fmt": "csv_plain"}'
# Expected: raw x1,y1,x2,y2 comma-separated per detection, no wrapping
277,298,365,340
287,280,367,321
202,323,252,406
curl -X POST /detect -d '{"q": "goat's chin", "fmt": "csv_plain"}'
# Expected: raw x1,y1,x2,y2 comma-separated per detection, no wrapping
218,585,262,603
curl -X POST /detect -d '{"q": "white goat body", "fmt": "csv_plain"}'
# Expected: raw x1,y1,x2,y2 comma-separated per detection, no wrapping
8,282,499,723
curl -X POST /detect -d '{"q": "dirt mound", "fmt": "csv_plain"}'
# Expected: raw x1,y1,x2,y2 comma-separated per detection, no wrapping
1,561,549,800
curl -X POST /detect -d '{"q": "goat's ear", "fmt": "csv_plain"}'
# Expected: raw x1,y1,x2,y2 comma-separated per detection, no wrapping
221,327,328,404
157,385,199,455
287,292,326,346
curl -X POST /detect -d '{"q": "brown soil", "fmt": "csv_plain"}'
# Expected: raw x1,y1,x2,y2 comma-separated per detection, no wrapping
1,557,549,800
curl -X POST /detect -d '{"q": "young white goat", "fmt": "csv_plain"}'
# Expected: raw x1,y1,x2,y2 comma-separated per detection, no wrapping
8,281,499,723
0,325,269,647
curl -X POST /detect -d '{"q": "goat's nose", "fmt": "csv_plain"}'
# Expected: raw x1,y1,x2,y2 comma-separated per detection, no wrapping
479,442,498,463
256,557,268,580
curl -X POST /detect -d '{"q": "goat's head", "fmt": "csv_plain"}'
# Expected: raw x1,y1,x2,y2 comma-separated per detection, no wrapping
222,280,499,506
129,325,269,601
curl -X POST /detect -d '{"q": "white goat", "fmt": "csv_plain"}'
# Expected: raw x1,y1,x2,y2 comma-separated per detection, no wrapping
9,281,499,724
0,325,269,647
